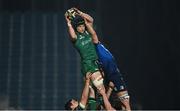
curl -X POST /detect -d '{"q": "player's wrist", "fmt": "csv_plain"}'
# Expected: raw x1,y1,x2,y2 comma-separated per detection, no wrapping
85,80,90,84
79,11,83,15
67,22,72,27
100,91,106,95
108,86,114,90
78,11,83,17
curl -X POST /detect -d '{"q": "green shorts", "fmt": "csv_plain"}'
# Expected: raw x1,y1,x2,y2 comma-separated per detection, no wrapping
81,60,99,76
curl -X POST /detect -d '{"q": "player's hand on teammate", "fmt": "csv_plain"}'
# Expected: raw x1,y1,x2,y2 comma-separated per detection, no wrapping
97,86,106,95
85,73,91,84
108,81,115,89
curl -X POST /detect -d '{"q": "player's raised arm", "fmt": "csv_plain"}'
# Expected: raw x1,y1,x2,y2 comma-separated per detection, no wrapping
64,13,77,41
79,74,91,108
106,82,114,99
73,8,94,25
85,19,99,44
98,87,116,111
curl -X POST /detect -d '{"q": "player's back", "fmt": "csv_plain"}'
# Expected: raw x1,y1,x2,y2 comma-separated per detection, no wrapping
95,42,119,75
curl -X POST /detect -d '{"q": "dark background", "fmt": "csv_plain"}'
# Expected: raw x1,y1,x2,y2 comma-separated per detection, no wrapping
0,0,179,110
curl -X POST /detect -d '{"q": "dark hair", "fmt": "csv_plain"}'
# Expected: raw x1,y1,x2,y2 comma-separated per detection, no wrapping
65,99,73,110
71,15,85,30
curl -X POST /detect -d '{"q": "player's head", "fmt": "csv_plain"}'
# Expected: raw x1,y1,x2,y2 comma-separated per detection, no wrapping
65,99,79,110
71,15,85,33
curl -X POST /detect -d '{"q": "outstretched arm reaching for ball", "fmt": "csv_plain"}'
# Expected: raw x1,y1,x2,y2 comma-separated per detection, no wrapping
64,13,77,41
85,19,99,44
73,8,94,26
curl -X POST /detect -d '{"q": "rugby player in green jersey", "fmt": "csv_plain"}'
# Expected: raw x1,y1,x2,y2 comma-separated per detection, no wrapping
65,8,105,89
64,8,108,110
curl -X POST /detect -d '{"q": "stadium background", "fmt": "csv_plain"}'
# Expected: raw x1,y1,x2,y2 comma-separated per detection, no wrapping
0,0,179,109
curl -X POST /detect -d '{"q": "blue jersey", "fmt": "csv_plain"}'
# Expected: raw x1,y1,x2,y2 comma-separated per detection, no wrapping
95,42,126,92
95,42,120,75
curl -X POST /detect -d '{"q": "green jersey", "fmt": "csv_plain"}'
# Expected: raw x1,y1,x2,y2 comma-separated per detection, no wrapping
74,31,98,61
73,31,99,75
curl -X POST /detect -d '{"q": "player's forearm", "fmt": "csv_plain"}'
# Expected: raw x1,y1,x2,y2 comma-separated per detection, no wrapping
67,22,77,40
81,13,94,23
77,11,93,23
101,93,115,111
80,81,90,106
85,23,99,43
86,23,96,35
106,87,113,99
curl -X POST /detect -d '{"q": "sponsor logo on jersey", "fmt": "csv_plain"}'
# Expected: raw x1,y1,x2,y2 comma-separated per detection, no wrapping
79,35,85,40
81,38,91,46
